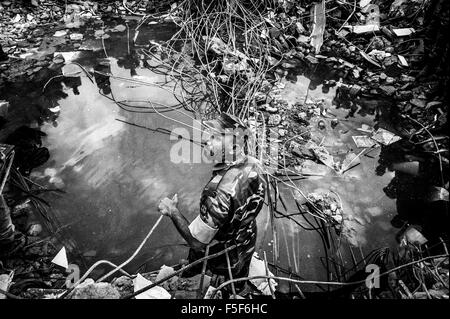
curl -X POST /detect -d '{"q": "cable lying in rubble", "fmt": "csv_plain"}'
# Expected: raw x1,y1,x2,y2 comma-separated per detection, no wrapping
58,215,164,299
121,244,239,299
209,253,449,299
96,215,164,283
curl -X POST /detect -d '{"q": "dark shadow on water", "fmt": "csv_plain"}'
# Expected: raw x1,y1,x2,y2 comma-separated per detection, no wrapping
376,140,449,247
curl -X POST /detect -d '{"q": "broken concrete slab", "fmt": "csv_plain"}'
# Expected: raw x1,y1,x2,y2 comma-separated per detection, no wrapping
345,24,380,34
69,279,121,299
392,28,415,37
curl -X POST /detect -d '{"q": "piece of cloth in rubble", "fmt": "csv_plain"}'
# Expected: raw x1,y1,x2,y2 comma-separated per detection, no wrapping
186,155,266,279
0,195,15,246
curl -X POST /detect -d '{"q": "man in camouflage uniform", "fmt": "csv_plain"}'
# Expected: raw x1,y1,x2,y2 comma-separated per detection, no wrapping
158,113,266,286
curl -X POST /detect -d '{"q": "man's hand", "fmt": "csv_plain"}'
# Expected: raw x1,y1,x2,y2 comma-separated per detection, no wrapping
158,194,178,217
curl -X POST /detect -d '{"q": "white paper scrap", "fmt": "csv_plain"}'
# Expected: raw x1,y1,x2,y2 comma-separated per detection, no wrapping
51,247,68,269
133,274,171,299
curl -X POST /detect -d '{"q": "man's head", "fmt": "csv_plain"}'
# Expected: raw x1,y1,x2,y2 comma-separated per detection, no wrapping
202,113,249,164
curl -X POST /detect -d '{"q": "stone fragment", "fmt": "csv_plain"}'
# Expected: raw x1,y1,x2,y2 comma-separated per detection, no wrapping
410,99,426,108
379,85,396,96
111,24,126,33
346,24,379,34
53,54,65,64
69,33,83,41
53,30,67,37
69,280,121,299
385,77,395,84
268,114,281,126
265,105,278,113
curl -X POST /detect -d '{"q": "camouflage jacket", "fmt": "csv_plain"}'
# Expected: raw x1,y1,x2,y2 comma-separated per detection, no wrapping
191,156,266,275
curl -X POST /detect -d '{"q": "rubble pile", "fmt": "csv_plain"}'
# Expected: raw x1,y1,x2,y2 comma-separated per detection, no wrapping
171,0,447,186
0,200,70,298
305,191,344,233
239,0,446,135
0,0,176,87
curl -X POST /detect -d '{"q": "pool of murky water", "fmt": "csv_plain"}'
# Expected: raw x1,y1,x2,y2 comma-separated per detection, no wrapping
253,75,400,290
1,19,406,292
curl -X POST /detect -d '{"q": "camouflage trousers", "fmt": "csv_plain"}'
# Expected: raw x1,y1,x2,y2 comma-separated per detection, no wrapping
0,195,15,247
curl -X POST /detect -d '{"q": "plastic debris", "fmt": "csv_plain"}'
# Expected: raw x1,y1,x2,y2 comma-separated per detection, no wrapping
346,25,379,34
310,0,326,53
392,28,415,37
248,253,277,296
133,274,171,299
398,55,408,67
352,135,377,148
204,286,221,299
341,152,361,172
0,272,14,299
51,247,68,269
371,128,401,145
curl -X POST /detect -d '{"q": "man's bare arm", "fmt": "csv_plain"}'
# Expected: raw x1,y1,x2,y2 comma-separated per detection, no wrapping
169,208,206,251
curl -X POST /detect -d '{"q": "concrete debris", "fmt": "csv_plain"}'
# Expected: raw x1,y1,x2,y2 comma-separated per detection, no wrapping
345,24,379,34
392,28,415,37
69,279,121,299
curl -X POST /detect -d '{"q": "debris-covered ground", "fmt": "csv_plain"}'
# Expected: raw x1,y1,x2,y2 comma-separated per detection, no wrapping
0,0,448,300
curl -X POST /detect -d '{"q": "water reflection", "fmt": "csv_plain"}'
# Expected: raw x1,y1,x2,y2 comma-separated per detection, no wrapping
30,55,213,271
